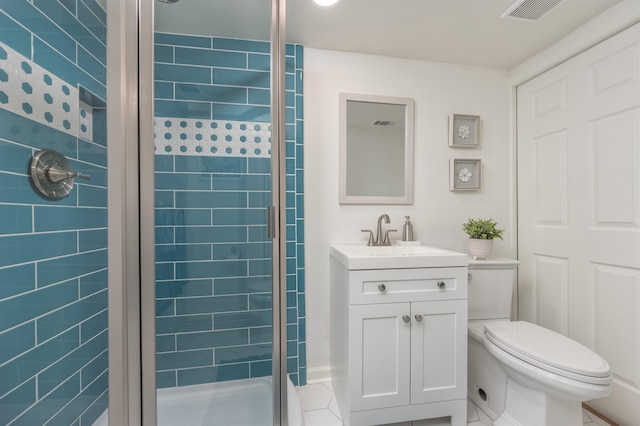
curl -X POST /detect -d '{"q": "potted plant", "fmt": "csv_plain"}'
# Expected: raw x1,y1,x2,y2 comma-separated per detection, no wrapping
462,218,505,259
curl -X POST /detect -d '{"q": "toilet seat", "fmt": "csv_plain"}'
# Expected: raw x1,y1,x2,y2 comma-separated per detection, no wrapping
484,321,611,385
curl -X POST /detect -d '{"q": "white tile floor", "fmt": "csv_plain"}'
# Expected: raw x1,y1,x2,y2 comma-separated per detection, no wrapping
297,381,614,426
298,381,343,426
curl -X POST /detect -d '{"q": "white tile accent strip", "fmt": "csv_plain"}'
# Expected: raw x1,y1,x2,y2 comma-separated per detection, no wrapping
79,101,94,141
0,42,79,136
154,117,272,158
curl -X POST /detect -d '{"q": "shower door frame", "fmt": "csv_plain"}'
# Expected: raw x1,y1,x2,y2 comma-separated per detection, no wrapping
135,0,290,425
107,0,143,424
271,0,289,423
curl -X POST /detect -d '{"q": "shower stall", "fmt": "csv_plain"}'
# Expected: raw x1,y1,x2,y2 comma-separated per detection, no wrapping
0,0,304,424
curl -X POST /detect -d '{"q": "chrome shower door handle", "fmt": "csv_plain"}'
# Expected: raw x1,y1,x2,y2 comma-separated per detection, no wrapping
266,206,276,239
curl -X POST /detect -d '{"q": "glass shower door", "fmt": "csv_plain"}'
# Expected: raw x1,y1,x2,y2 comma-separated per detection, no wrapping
0,1,109,425
148,0,303,424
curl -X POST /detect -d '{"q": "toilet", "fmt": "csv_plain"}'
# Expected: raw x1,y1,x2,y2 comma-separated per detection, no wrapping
467,258,612,426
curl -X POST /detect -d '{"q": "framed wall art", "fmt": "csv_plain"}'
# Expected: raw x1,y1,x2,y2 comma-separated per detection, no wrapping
449,114,480,148
450,158,481,191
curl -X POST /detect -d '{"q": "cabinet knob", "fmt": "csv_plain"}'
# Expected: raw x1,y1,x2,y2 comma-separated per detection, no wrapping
437,281,446,289
378,283,386,292
415,314,423,322
402,315,410,323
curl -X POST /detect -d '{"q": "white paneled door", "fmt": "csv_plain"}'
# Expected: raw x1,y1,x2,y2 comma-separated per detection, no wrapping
517,23,640,425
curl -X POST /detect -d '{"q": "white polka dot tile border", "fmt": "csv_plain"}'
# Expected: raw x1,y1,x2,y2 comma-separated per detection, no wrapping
0,42,79,137
154,117,272,158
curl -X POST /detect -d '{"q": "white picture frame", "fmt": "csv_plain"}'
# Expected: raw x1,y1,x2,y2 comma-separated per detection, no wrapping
450,158,481,191
449,113,480,148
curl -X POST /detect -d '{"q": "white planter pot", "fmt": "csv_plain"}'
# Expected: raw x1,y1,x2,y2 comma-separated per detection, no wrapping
467,238,494,260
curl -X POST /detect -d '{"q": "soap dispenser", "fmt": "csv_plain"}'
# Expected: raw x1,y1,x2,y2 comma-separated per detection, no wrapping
402,216,414,241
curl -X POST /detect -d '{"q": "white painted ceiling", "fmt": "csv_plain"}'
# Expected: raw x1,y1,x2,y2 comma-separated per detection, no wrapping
154,0,621,69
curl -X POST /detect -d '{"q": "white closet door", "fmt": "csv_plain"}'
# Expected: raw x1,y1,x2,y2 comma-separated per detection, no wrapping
517,23,640,425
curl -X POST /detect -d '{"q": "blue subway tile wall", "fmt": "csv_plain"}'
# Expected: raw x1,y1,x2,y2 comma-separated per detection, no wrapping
154,32,306,387
0,2,108,425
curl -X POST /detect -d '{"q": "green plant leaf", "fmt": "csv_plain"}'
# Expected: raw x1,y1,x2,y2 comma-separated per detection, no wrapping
461,218,505,240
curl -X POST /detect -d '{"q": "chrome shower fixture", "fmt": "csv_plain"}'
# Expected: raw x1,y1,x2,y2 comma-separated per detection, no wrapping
30,150,92,200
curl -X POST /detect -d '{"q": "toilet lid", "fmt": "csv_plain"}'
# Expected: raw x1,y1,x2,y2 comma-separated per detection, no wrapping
484,321,611,382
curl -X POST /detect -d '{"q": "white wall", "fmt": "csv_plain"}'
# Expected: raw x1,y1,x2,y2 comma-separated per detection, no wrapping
303,49,513,377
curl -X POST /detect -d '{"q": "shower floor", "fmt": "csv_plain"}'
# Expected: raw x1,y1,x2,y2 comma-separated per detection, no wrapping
93,376,302,426
156,378,272,425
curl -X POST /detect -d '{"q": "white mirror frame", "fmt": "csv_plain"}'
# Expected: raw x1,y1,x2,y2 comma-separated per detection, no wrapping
339,93,415,205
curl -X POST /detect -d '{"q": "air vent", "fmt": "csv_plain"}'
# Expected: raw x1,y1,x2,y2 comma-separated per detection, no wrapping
370,120,395,126
501,0,564,22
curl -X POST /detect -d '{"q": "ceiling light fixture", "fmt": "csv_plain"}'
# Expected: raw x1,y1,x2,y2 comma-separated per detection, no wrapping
314,0,339,6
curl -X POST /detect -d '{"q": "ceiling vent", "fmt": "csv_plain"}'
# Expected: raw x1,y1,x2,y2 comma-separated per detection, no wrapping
370,120,395,126
501,0,565,22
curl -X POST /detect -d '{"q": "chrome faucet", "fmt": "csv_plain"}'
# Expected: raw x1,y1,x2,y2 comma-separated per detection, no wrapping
361,214,397,246
376,214,390,244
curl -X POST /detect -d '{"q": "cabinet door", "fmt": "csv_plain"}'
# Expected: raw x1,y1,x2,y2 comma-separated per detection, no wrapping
349,303,411,411
410,300,467,404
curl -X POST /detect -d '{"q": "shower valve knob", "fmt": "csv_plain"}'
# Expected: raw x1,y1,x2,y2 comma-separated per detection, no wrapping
30,149,91,201
47,165,92,183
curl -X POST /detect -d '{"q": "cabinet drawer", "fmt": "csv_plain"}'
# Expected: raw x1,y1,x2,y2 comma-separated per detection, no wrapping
348,267,467,304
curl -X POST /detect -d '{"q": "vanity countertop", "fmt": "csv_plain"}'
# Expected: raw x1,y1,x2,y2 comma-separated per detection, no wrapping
330,244,468,270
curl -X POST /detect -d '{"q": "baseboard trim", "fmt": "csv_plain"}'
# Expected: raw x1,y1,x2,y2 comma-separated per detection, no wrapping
306,366,331,384
583,403,619,426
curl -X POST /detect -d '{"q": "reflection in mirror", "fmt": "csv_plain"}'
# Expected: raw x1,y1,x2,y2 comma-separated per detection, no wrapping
339,93,414,204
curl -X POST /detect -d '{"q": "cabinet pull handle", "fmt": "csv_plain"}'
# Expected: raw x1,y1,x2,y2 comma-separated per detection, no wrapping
378,283,386,292
402,315,410,323
415,314,423,322
437,281,446,289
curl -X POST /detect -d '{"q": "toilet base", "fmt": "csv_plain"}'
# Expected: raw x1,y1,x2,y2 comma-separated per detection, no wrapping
469,320,610,426
495,377,583,426
468,325,507,420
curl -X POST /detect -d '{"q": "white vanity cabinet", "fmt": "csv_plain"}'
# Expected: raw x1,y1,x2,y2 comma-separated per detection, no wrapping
330,246,468,426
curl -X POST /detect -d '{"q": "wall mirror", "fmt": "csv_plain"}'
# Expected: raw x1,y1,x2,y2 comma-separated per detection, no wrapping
339,93,414,204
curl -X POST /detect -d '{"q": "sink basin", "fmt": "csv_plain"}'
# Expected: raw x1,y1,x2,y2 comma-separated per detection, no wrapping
330,244,468,270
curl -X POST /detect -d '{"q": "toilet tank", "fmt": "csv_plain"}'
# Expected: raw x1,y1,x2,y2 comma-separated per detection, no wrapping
468,257,520,321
